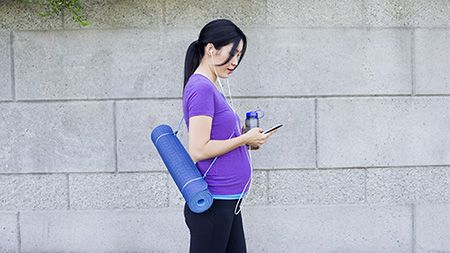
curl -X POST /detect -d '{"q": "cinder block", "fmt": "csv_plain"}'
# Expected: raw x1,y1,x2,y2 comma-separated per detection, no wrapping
0,102,115,173
244,205,412,252
20,208,189,252
161,27,199,98
0,0,62,30
415,29,450,94
116,99,188,172
0,31,12,101
169,170,268,207
168,173,185,207
317,97,450,168
14,29,191,100
64,0,163,29
364,0,450,27
0,174,67,210
267,0,365,27
367,167,450,204
69,172,168,209
0,212,18,252
233,98,316,169
268,169,365,205
245,170,268,206
267,0,450,27
164,0,267,27
232,28,411,97
415,204,450,252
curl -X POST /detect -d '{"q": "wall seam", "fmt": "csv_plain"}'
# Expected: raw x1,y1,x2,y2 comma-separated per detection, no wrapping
1,164,450,176
412,204,416,253
0,170,185,176
364,168,368,203
66,173,71,209
17,211,21,253
6,93,450,104
113,101,118,173
0,93,407,102
314,98,319,169
266,170,271,205
411,29,416,96
165,171,170,207
10,31,16,101
265,170,269,205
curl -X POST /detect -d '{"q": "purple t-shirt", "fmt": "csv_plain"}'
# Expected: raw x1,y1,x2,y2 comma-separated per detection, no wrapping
183,73,251,195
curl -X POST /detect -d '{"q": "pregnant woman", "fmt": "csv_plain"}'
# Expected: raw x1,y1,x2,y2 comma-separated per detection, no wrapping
182,19,276,253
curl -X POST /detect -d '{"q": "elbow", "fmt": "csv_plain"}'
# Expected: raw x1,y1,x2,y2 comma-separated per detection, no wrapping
189,148,206,163
189,140,210,162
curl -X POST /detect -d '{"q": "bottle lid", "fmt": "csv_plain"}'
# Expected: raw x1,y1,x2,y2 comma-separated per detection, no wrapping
246,111,259,118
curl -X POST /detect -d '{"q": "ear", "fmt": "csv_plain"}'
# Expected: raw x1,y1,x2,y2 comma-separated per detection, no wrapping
206,43,215,56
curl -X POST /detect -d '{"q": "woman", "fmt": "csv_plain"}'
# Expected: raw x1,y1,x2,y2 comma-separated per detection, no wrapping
182,19,276,253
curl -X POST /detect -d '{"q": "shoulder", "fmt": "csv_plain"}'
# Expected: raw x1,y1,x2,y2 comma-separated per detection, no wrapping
184,75,216,97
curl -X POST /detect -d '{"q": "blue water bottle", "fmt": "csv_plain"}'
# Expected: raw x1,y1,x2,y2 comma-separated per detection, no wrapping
244,110,264,133
244,110,264,150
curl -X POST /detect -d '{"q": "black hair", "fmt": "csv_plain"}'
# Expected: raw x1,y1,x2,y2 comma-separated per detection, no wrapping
183,19,247,91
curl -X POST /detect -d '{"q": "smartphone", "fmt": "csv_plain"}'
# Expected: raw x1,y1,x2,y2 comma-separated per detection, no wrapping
263,124,283,134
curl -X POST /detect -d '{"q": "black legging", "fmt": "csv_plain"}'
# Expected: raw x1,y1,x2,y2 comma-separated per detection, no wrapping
184,199,247,253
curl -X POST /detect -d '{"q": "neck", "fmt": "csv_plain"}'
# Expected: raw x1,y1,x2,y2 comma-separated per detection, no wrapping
194,63,219,89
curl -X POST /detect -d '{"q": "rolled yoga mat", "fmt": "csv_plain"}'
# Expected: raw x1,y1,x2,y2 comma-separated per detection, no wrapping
151,124,213,213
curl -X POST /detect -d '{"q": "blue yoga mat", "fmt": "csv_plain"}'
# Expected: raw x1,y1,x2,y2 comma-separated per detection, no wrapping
151,124,213,213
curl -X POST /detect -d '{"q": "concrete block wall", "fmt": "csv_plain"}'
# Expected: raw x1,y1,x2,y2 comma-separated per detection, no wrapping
1,0,449,252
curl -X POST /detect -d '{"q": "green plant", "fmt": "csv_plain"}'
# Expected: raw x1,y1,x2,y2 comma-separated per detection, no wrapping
19,0,90,26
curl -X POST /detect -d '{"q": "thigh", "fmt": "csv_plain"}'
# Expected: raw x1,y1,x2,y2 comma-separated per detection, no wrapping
226,211,247,253
184,202,215,253
184,200,236,253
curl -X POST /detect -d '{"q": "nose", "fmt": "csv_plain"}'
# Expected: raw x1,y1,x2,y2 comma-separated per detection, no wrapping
230,55,238,66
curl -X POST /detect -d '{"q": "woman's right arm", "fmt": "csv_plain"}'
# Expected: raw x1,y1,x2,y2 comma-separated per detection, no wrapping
188,115,273,163
188,115,247,162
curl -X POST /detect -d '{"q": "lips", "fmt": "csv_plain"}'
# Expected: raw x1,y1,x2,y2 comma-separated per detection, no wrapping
227,68,235,72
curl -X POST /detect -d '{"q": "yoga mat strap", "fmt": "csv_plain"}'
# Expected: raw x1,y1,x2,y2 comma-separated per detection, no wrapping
181,176,202,193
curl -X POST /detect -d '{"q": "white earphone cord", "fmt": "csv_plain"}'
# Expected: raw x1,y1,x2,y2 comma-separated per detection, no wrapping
212,53,252,215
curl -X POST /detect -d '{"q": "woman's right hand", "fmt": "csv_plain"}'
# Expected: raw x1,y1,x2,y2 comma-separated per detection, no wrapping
243,127,268,149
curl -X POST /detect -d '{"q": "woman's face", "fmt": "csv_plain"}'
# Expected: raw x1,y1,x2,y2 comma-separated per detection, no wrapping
210,39,244,78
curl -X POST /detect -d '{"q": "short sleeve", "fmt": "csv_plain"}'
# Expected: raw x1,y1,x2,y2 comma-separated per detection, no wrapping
186,82,215,119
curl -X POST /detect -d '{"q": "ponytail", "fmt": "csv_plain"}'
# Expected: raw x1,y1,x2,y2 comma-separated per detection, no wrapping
183,40,202,91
